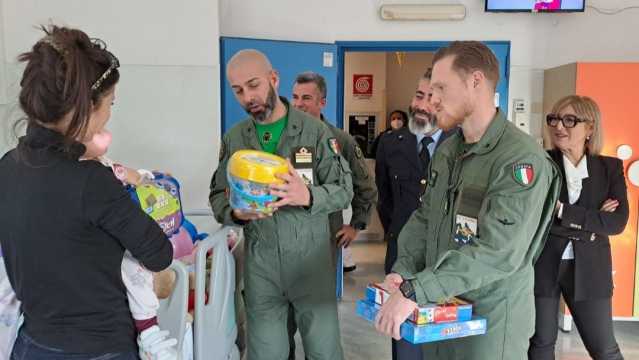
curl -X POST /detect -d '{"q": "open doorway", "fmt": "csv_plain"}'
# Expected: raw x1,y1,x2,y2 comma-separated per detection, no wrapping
342,50,435,158
337,41,511,158
341,50,437,242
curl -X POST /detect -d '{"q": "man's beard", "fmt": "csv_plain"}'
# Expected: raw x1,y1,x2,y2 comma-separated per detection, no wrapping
244,85,277,123
408,106,437,135
437,96,473,131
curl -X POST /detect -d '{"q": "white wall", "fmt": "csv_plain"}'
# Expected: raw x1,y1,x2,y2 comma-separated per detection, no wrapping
219,0,639,139
0,0,11,153
544,0,639,67
0,0,221,212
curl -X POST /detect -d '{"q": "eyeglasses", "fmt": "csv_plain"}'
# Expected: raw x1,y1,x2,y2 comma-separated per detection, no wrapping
90,38,120,91
546,114,587,129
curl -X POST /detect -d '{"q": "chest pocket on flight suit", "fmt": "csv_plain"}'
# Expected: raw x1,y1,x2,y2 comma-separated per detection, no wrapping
452,185,486,246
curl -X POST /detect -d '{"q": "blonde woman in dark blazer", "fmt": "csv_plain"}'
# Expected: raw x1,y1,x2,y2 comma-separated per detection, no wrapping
529,95,628,360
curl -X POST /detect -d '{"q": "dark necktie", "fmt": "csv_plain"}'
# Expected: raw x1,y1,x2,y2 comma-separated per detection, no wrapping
419,136,434,170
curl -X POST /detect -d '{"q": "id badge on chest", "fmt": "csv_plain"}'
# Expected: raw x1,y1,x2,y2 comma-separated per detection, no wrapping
291,146,315,185
454,214,478,245
453,186,484,245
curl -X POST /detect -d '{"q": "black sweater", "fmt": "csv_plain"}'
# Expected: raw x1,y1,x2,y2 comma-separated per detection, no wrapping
0,124,173,354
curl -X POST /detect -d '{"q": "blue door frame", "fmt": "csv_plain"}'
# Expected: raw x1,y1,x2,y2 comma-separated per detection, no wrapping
335,41,511,129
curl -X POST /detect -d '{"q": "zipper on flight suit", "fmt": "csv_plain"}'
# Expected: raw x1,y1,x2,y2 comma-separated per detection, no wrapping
445,150,472,213
431,150,471,260
443,150,473,249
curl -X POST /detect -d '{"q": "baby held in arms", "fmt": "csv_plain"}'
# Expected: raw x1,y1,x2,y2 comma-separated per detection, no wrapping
82,129,179,360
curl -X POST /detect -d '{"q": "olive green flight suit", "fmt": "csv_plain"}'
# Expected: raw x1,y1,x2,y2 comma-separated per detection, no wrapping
287,118,377,360
324,120,377,259
209,100,353,360
392,111,561,360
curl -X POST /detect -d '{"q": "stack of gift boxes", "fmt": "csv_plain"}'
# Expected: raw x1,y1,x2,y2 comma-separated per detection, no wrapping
356,283,487,344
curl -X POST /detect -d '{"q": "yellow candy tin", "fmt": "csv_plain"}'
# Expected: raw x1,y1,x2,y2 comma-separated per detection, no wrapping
227,150,288,214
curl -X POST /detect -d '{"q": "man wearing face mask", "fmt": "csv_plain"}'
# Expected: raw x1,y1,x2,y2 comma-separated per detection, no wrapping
209,49,353,360
374,68,454,360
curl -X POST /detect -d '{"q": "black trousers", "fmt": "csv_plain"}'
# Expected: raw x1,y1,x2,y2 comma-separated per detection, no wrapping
392,338,423,360
384,233,397,275
528,260,624,360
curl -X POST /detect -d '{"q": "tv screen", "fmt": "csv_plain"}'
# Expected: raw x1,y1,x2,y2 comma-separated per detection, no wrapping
486,0,585,12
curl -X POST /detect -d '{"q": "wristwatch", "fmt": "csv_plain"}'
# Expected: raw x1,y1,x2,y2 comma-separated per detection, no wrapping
399,279,416,300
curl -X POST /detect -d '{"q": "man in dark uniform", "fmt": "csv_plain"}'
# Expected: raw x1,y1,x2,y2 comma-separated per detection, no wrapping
374,68,453,360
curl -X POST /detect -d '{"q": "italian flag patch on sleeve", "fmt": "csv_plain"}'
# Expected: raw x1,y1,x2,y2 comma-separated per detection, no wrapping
513,163,534,186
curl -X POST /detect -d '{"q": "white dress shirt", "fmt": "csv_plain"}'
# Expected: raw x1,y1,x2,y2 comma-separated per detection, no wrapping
416,129,443,158
559,154,589,260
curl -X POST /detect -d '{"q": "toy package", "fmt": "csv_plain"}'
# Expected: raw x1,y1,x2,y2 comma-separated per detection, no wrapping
226,150,288,214
356,299,486,344
127,173,206,261
365,284,472,324
128,173,184,236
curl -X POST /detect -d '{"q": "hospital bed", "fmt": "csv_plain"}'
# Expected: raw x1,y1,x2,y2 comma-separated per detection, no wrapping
158,212,240,360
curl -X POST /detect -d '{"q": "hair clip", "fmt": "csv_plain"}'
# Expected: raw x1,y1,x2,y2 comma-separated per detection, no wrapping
91,51,120,91
88,38,120,91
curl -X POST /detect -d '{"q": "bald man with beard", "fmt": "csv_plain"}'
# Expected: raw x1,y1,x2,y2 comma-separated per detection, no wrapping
209,49,353,360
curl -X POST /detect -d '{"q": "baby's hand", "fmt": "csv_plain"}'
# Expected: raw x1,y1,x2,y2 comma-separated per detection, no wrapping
113,164,143,186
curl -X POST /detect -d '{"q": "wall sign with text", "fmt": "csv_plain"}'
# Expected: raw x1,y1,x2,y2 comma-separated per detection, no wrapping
353,74,373,99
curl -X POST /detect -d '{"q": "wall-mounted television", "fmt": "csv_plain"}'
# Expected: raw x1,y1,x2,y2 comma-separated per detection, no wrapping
486,0,585,12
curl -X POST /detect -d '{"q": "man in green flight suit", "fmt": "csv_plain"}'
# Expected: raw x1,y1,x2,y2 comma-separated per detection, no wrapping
288,71,378,359
209,49,353,360
375,41,561,360
292,71,377,267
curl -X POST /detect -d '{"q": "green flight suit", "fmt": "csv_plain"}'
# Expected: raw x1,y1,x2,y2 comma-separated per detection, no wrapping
209,100,353,360
324,120,377,258
392,111,561,360
287,119,377,360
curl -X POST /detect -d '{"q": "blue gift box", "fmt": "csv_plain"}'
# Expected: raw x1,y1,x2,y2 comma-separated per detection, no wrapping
356,299,486,344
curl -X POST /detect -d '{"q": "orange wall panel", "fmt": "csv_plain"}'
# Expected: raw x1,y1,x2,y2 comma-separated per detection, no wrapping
576,63,639,317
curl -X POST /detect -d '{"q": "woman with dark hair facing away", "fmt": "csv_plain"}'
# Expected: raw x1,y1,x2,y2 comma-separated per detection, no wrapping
0,26,172,359
529,95,628,360
369,109,408,157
